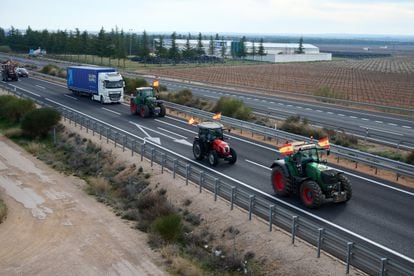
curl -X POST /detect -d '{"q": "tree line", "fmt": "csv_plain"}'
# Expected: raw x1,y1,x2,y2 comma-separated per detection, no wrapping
0,26,266,62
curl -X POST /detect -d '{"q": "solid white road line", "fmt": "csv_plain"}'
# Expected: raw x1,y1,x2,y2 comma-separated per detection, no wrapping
8,84,41,97
102,107,121,116
157,127,188,139
43,97,413,263
360,126,404,136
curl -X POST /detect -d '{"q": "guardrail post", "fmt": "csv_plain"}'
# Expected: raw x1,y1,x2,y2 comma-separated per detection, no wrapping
106,128,109,143
291,216,298,244
396,173,400,181
248,195,255,221
86,119,88,133
123,136,126,152
345,242,353,274
74,115,77,127
92,122,95,136
53,127,57,145
199,171,204,193
151,148,155,167
231,186,236,210
317,228,324,258
99,125,102,140
214,178,219,201
173,159,177,178
269,205,275,232
131,140,135,156
380,258,387,276
80,116,82,130
161,153,166,173
114,132,118,148
141,143,145,161
355,161,358,169
185,164,191,185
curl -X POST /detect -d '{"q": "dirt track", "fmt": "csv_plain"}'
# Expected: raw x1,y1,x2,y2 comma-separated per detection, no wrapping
0,137,165,275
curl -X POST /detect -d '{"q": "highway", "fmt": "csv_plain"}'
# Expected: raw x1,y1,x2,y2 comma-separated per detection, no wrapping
3,76,414,259
2,53,413,149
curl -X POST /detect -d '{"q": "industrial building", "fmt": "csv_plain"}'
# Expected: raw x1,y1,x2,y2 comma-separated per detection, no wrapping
159,39,332,63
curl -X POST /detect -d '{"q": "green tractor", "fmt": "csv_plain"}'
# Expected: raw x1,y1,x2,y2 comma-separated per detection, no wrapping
270,141,352,208
130,87,166,118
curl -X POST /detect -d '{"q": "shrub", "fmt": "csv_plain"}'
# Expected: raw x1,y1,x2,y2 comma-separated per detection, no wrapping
41,64,66,78
3,127,23,138
124,77,149,94
0,45,12,53
213,96,252,121
406,151,414,165
0,197,7,223
0,96,35,122
152,213,183,243
21,107,61,138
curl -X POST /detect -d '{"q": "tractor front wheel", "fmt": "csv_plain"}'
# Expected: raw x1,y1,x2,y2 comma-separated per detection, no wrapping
193,140,204,160
271,166,292,197
300,180,323,209
159,105,166,117
228,148,237,164
339,174,352,202
208,150,219,166
140,105,150,118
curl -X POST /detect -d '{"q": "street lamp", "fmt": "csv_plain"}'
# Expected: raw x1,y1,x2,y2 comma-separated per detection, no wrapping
129,29,134,56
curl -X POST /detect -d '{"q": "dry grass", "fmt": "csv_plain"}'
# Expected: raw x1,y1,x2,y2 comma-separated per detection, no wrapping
24,142,43,155
160,245,204,275
86,176,112,196
3,127,23,139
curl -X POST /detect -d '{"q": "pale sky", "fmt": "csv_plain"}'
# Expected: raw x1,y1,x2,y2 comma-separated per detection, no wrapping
2,0,414,36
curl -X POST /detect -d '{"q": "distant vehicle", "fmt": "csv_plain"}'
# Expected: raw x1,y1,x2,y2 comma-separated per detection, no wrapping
29,47,47,57
1,60,19,81
67,66,124,104
16,67,29,78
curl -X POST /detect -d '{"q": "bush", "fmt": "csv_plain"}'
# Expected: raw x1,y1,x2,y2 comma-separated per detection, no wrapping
3,127,23,138
21,107,61,138
152,213,183,243
0,197,7,223
0,45,12,53
0,96,35,122
124,77,149,95
406,151,414,165
213,97,252,121
41,64,66,78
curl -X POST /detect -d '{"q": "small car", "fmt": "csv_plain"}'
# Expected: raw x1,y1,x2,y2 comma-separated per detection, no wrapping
16,67,29,78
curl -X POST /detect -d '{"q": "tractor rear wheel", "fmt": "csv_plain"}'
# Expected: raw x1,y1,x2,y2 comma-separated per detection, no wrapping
339,174,352,202
300,180,323,209
140,105,150,118
208,151,219,166
271,166,292,197
193,140,204,160
159,105,166,117
228,148,237,164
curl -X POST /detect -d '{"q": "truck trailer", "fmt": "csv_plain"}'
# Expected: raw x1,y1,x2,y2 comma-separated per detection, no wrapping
67,66,124,104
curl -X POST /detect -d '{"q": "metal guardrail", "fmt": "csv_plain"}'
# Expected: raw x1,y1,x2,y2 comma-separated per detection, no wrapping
164,101,414,180
2,84,414,275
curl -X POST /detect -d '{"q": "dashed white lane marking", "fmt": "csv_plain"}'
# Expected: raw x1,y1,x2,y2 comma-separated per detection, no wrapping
101,108,121,115
375,121,383,124
388,123,397,126
270,101,274,104
316,110,322,112
362,118,369,121
327,111,333,114
350,116,357,119
402,126,412,129
305,107,312,110
338,114,345,117
64,95,78,100
35,84,46,89
245,159,271,170
157,127,188,139
296,106,302,109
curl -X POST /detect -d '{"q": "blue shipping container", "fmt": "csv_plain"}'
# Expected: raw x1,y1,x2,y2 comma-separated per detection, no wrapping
67,66,115,94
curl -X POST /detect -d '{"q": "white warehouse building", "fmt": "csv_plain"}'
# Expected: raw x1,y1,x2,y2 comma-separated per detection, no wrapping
158,39,331,63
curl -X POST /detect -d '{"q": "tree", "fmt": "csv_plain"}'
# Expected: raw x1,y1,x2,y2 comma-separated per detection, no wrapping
215,33,220,40
220,37,227,58
258,38,266,60
297,37,305,54
196,32,205,56
208,35,214,56
139,30,150,58
237,36,247,59
182,36,194,59
251,41,256,59
168,32,180,62
155,35,167,58
96,27,107,64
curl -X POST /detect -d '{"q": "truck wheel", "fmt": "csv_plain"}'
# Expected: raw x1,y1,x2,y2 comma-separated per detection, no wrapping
339,174,352,202
158,105,166,117
300,180,323,209
228,148,237,164
208,150,218,166
193,140,204,160
271,166,292,196
140,105,150,118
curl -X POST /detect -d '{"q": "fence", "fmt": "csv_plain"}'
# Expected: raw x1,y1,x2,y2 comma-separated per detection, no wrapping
1,82,414,275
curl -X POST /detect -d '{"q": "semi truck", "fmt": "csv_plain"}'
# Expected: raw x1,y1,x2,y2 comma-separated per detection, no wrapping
67,66,124,104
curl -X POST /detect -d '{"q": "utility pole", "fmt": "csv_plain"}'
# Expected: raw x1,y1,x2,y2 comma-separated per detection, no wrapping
129,29,134,56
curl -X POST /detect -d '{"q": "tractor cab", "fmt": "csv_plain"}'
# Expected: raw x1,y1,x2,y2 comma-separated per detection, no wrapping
198,122,224,142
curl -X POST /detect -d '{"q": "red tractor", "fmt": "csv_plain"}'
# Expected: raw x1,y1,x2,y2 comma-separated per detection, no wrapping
192,121,237,166
1,60,19,82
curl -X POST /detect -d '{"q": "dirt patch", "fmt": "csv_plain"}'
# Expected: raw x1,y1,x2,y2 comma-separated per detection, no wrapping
59,120,365,275
0,136,165,275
